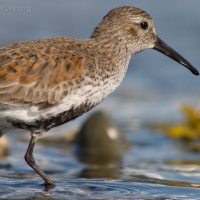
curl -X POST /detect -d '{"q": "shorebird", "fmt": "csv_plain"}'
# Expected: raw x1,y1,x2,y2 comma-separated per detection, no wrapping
0,6,198,186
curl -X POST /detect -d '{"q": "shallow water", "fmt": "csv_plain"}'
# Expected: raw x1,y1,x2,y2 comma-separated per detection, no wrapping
2,127,200,199
1,0,200,199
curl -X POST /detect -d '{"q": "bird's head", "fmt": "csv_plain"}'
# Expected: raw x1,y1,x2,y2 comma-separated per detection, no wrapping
91,6,198,75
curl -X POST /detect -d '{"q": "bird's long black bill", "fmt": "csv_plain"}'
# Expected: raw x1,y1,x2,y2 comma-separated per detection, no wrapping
153,37,199,75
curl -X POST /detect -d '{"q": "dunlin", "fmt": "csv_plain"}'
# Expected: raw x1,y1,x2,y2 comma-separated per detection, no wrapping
0,6,198,186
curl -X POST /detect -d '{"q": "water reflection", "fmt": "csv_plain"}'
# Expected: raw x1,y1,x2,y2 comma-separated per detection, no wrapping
79,166,121,179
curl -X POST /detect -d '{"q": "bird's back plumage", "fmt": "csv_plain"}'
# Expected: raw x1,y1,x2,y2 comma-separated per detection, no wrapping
0,38,88,109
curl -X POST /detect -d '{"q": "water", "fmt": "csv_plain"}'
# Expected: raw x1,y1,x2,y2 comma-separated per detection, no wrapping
1,129,200,199
1,0,200,199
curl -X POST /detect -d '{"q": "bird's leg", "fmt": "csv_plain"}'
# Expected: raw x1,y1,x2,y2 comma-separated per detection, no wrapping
24,135,55,186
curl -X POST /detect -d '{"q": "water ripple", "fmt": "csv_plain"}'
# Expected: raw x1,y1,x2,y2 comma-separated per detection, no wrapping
0,178,197,200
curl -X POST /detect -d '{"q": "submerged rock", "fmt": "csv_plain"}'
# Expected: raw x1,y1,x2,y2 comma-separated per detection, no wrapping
73,110,129,165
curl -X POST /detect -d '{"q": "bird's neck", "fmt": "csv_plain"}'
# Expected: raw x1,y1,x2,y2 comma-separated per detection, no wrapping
84,37,131,96
87,36,131,72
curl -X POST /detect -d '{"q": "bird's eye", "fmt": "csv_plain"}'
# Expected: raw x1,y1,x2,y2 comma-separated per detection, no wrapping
140,22,148,30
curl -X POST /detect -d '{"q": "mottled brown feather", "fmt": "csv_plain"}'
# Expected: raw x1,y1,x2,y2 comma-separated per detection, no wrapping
0,38,85,109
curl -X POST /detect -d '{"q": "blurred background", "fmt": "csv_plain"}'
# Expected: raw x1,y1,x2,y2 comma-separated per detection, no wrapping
0,1,200,199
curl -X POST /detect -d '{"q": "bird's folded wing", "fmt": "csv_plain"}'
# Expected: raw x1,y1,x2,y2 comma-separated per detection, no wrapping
0,39,84,110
